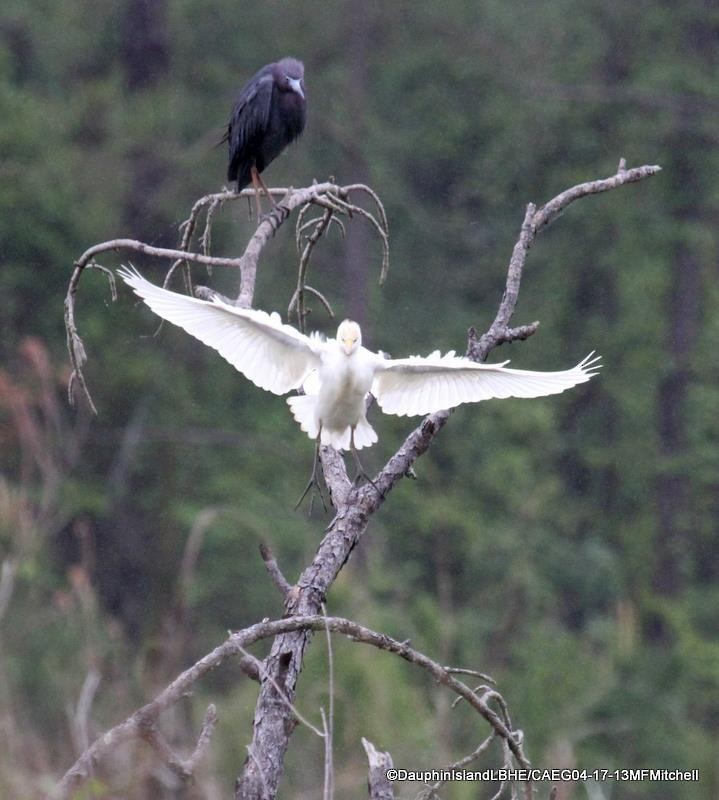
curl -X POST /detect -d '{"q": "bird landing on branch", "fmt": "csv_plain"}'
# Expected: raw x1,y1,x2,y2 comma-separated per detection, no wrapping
118,267,601,455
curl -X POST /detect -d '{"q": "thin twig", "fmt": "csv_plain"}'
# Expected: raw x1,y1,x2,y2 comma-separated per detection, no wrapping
452,683,492,709
200,196,225,256
320,708,333,800
236,644,325,738
344,183,390,234
179,508,219,609
297,214,346,240
139,703,218,782
54,615,527,800
185,704,219,775
445,667,496,683
303,286,335,318
415,733,496,799
0,558,18,625
291,208,335,331
322,604,335,800
259,543,292,598
66,180,392,411
87,262,117,300
73,668,101,755
295,209,332,331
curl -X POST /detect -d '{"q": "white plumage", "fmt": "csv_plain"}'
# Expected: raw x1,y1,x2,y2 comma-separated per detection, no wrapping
118,267,601,451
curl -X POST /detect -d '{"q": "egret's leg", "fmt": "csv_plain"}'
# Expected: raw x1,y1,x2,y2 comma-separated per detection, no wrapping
350,428,382,497
295,434,328,513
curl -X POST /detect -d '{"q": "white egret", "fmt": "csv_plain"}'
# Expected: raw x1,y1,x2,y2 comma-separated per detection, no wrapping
119,267,600,464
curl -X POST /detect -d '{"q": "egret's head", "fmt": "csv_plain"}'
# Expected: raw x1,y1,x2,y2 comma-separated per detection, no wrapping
337,319,361,355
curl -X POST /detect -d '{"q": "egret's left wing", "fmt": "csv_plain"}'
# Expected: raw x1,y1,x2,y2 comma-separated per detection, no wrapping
119,267,322,395
372,351,601,417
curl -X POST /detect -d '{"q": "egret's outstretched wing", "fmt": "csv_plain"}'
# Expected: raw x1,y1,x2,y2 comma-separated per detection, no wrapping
372,351,601,417
119,267,322,395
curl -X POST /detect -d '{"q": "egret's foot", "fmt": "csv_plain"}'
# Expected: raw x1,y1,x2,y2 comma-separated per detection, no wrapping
294,473,328,514
349,443,383,498
352,469,383,498
295,441,329,514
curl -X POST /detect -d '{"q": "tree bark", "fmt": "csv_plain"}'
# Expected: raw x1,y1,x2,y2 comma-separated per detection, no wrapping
234,163,660,798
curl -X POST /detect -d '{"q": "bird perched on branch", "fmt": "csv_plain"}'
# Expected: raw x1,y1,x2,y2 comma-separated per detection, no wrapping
119,268,600,464
224,57,306,216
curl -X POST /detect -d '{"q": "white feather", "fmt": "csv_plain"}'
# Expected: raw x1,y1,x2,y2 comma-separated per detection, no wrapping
371,352,601,417
119,268,601,451
119,266,322,395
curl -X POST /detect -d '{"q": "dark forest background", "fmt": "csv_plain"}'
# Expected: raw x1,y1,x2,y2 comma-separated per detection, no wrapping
1,1,717,798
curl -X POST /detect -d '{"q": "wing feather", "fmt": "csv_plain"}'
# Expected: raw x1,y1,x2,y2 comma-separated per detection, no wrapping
372,352,600,417
119,267,322,395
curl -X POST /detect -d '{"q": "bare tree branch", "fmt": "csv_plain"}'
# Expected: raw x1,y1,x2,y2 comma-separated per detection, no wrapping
53,615,526,800
445,666,496,683
259,543,292,599
468,162,661,360
236,161,660,799
368,162,661,505
415,733,495,799
0,558,18,625
65,181,389,413
322,605,335,800
320,707,333,800
290,207,336,332
70,667,101,756
235,643,326,739
63,162,660,800
362,737,394,800
140,703,218,781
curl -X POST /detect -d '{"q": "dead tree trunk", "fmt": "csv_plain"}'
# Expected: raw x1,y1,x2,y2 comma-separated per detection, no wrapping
232,163,661,798
62,164,659,800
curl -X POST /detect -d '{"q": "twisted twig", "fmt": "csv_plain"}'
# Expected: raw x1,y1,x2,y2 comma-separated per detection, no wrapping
65,181,391,412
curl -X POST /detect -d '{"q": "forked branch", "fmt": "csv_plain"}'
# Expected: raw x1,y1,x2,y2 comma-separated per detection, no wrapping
353,161,662,507
237,160,660,800
64,181,389,413
53,615,526,800
61,161,661,800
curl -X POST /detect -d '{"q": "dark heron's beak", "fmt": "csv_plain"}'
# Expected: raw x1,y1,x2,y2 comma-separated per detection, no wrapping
288,77,305,100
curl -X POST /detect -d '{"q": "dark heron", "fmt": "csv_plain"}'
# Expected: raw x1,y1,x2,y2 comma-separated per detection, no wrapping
225,57,306,215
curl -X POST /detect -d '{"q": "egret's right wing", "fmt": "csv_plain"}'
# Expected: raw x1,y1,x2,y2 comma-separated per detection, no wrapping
119,267,322,395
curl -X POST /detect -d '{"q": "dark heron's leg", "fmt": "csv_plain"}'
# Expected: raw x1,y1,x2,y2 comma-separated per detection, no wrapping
249,165,277,219
249,165,267,220
295,433,328,513
255,169,277,207
350,428,382,497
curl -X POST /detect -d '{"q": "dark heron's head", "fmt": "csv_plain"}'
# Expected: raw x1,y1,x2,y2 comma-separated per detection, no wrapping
274,57,305,100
